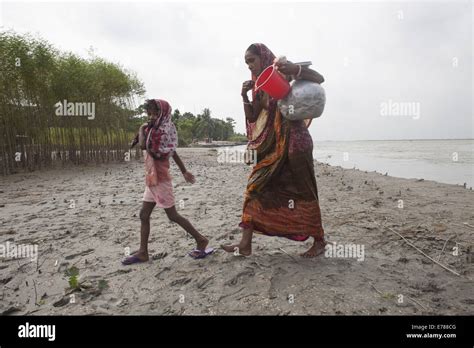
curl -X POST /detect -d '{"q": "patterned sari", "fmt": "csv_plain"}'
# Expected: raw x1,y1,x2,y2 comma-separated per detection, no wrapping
239,43,324,242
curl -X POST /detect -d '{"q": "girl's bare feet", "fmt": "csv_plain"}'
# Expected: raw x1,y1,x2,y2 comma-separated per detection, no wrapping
122,250,149,265
221,244,252,256
196,236,209,251
301,239,326,258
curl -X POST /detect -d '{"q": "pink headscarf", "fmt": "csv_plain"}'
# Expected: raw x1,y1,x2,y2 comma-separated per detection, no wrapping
145,99,178,159
250,43,276,100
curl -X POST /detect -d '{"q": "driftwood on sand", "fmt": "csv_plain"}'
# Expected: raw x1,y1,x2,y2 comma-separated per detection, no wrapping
372,219,461,277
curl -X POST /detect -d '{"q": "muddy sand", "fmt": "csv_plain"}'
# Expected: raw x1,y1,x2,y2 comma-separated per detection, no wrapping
0,147,473,315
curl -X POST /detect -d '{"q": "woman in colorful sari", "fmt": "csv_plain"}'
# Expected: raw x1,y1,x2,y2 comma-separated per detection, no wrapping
221,43,326,258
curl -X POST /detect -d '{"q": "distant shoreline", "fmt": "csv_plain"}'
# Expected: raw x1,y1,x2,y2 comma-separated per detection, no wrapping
313,138,473,187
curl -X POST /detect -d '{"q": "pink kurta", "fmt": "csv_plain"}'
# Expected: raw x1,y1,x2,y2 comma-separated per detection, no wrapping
143,151,175,208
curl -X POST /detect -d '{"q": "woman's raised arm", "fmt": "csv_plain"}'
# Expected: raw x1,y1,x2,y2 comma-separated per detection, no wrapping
275,61,325,84
298,67,325,84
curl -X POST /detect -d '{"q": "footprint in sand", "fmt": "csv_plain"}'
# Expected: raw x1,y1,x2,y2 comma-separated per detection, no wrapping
152,252,168,260
196,276,214,289
64,248,95,260
170,278,192,287
225,268,255,286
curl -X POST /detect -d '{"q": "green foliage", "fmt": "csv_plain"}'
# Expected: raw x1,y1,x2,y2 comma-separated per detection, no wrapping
0,30,145,174
172,109,242,145
229,133,248,142
0,30,246,175
98,279,109,291
382,292,396,300
65,266,80,290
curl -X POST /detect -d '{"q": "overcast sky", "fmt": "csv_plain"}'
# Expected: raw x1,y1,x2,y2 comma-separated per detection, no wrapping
1,0,472,140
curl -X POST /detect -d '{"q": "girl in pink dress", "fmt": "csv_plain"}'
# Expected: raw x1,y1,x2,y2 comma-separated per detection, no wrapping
122,99,213,265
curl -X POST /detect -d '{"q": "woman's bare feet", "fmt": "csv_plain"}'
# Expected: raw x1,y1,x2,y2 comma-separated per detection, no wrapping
221,228,253,256
301,239,327,258
221,244,252,256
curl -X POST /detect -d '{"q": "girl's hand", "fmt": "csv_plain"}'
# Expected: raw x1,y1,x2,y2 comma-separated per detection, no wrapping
139,122,149,133
183,171,196,184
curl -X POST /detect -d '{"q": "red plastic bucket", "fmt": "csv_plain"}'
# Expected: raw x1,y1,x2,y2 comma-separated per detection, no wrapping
254,65,291,100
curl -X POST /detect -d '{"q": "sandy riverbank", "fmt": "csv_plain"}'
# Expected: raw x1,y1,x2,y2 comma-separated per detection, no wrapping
0,147,473,315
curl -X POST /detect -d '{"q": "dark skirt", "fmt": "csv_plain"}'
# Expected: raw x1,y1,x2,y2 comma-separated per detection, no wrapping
239,120,324,241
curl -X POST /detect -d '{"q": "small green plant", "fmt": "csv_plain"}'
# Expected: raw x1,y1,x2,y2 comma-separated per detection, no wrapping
65,266,80,290
382,292,395,300
98,279,108,292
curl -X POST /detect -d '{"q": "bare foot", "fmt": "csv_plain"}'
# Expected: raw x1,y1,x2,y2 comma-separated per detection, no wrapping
196,237,209,251
301,240,326,258
220,244,252,256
